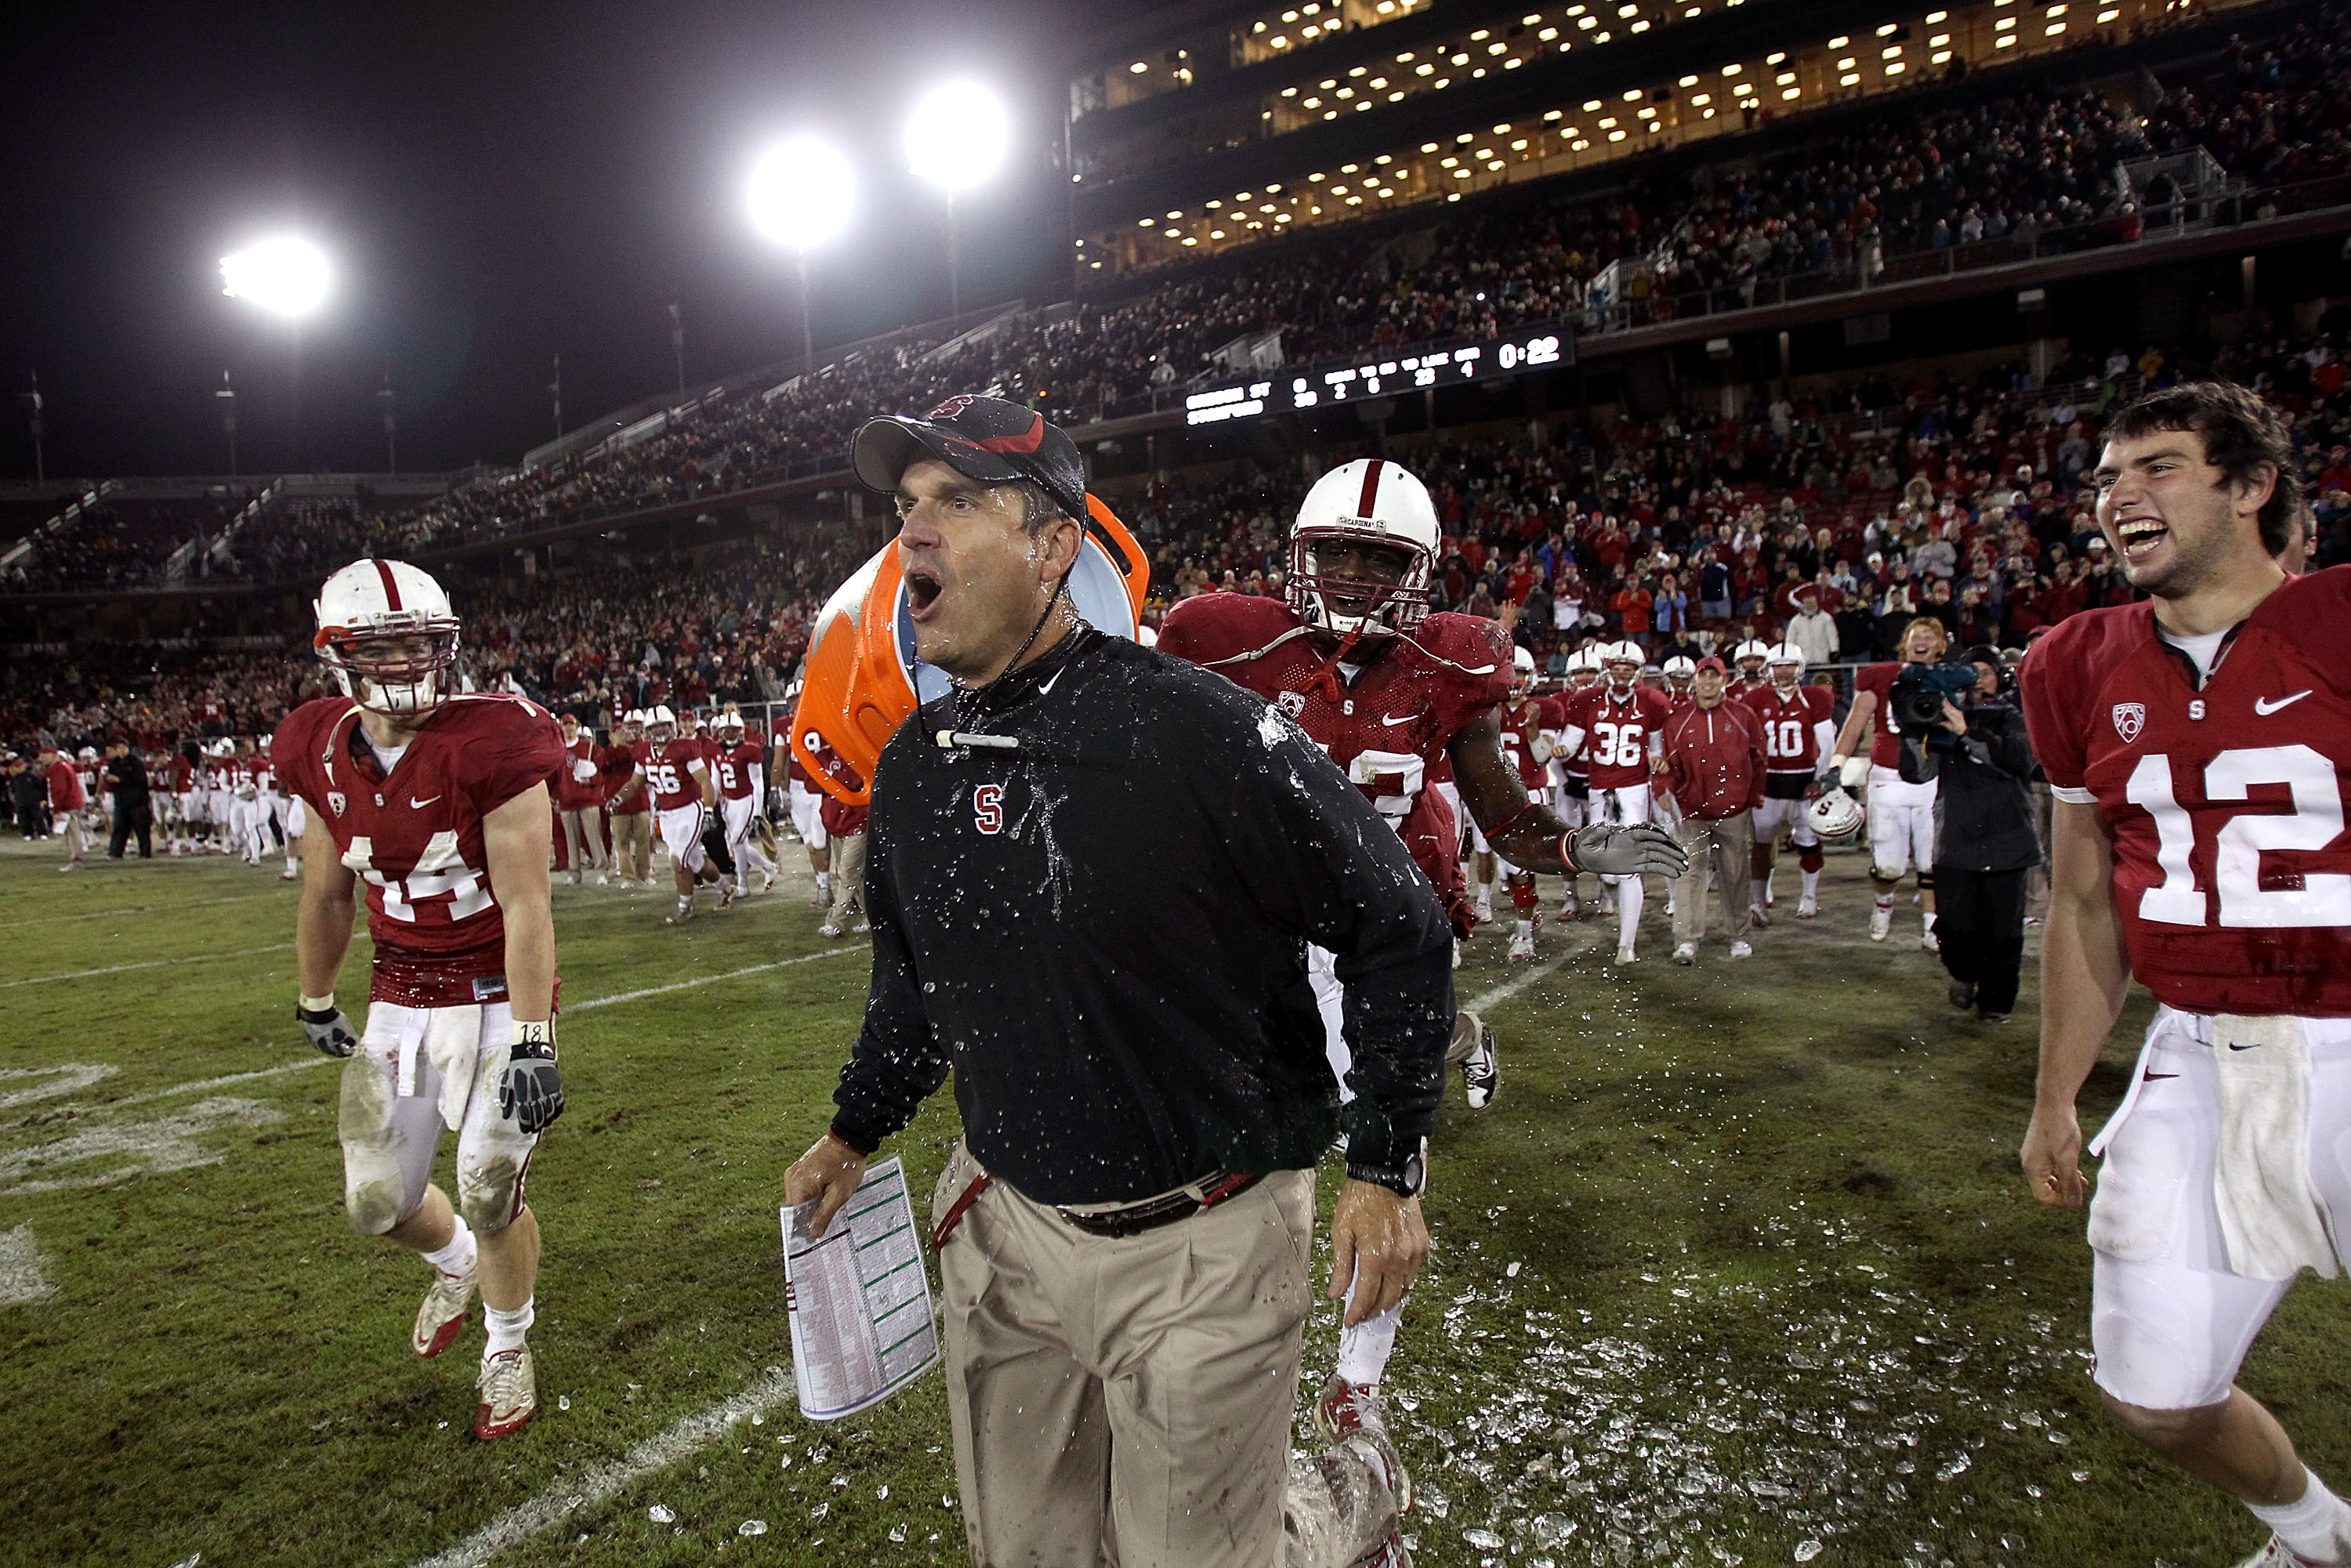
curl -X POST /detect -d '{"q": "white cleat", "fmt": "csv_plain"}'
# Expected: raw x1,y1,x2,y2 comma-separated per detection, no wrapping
412,1260,476,1359
1614,943,1637,966
1868,905,1892,943
1473,898,1494,926
1795,894,1818,919
2233,1537,2342,1568
1728,940,1754,958
1454,1012,1498,1110
1507,929,1535,964
475,1345,538,1440
567,869,581,885
1672,943,1696,966
596,872,610,886
1920,928,1940,954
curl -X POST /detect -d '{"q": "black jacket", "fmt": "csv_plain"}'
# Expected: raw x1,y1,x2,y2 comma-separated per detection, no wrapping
828,626,1455,1206
1931,700,2043,873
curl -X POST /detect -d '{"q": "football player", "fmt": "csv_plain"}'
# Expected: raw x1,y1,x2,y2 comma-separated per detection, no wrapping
1160,458,1686,1457
276,557,567,1442
1548,647,1603,919
1660,654,1698,708
1730,639,1773,701
1742,643,1838,922
641,704,721,923
1559,641,1677,965
1829,617,1951,948
711,704,776,896
777,719,834,909
2017,382,2351,1568
601,710,652,886
1473,646,1552,961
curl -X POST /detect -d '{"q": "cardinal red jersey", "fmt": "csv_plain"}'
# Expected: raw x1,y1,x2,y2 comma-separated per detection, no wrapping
1743,683,1837,777
1157,593,1511,827
600,740,650,815
1563,683,1673,789
1496,697,1552,791
274,693,566,1008
1730,677,1773,708
1854,661,1935,770
2022,567,2351,1016
643,737,708,813
712,739,763,801
167,756,193,794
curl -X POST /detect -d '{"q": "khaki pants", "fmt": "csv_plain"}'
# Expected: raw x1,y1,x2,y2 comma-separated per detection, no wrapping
934,1149,1385,1568
827,831,868,928
1672,811,1753,947
610,811,651,882
560,807,607,874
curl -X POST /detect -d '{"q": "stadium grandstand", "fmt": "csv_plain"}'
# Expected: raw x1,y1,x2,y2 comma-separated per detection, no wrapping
9,2,2351,1563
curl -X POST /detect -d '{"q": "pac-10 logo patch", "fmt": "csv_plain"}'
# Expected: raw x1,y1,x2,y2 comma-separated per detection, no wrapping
973,784,1004,835
2111,702,2146,744
1276,690,1307,719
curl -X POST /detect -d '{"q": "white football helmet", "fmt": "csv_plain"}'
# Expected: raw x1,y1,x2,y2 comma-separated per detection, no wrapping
1510,644,1537,697
715,708,745,737
1285,458,1441,637
1766,641,1806,689
1602,640,1644,692
1732,638,1771,680
1806,785,1865,842
1566,647,1603,688
1661,654,1697,693
646,704,678,744
313,558,461,716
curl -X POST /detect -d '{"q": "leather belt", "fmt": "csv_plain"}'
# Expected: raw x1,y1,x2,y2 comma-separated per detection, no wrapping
1054,1171,1261,1240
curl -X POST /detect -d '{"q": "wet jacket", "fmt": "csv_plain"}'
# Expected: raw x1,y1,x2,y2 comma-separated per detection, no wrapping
828,627,1454,1206
1662,698,1766,821
1932,699,2043,873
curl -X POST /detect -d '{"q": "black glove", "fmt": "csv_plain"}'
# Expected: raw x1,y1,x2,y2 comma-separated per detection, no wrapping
296,1004,359,1058
500,1030,565,1134
1570,821,1690,879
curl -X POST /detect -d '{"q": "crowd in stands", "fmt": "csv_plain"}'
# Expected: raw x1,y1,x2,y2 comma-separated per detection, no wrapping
7,6,2342,598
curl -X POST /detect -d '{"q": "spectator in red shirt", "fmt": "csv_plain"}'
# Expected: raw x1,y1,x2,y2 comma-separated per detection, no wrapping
1659,658,1766,962
1611,581,1655,643
39,742,88,872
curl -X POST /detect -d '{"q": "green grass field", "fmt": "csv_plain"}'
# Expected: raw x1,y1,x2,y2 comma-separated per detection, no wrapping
0,828,2338,1568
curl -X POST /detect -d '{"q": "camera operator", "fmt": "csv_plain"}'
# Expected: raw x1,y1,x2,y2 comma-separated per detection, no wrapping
1919,645,2043,1023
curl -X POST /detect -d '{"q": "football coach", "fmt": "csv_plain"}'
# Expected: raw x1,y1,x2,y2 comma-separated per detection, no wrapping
784,395,1454,1567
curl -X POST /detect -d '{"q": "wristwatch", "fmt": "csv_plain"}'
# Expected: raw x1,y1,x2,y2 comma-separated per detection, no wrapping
1347,1140,1428,1198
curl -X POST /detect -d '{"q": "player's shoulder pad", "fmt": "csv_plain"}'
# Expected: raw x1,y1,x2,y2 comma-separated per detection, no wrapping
2251,564,2351,691
1156,592,1299,659
1411,612,1512,673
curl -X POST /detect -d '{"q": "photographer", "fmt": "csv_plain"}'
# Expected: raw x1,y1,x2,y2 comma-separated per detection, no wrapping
1921,646,2042,1023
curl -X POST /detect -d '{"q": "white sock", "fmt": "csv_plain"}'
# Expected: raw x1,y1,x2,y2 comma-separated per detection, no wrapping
1515,918,1533,940
1875,894,1895,913
1336,1273,1405,1386
2249,1468,2351,1563
815,871,831,896
484,1298,534,1357
284,856,299,875
1924,911,1938,934
422,1218,476,1277
1802,869,1820,900
1618,875,1644,947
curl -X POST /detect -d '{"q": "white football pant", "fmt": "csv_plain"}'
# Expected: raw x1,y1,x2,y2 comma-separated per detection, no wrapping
1593,782,1651,949
1865,764,1936,880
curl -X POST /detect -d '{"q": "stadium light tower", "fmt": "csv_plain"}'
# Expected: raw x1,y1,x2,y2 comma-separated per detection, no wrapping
904,81,1010,320
746,136,854,378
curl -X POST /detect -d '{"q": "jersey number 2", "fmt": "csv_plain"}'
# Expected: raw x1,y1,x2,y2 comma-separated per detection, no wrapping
2125,745,2350,928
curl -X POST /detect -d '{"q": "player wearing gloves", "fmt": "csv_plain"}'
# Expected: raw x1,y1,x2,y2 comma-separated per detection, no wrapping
710,704,777,896
1559,641,1681,964
277,556,567,1442
1741,642,1839,922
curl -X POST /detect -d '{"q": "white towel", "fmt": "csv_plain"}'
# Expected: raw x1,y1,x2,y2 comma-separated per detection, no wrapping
394,1005,485,1135
2211,1014,2338,1282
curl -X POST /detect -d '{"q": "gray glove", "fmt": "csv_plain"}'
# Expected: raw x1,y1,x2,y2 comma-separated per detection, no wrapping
296,1005,359,1058
1570,821,1690,880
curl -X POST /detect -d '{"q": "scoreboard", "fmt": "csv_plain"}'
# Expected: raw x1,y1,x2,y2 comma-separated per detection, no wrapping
1184,322,1574,428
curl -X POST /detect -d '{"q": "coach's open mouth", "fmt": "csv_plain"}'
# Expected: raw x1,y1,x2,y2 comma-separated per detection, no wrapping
905,569,944,620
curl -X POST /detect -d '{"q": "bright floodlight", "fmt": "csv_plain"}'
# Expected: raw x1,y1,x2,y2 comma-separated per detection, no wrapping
747,137,855,250
904,81,1009,193
219,237,331,318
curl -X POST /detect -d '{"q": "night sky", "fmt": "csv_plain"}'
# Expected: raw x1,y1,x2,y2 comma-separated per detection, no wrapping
0,0,1096,480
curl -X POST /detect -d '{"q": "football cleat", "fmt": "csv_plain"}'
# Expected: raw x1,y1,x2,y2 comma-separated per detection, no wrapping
1559,893,1581,921
278,869,299,882
1979,1012,2013,1024
1614,943,1637,966
474,1345,538,1440
567,869,581,885
1450,938,1462,971
820,918,846,938
1728,940,1753,959
2232,1537,2343,1568
1868,905,1892,943
1456,1014,1498,1110
718,880,737,911
1748,904,1771,929
1358,1525,1414,1568
413,1261,476,1359
1795,894,1818,919
1920,929,1940,954
1507,929,1535,964
1596,891,1617,917
1473,896,1494,925
1313,1375,1414,1514
1672,943,1696,965
1949,980,1977,1011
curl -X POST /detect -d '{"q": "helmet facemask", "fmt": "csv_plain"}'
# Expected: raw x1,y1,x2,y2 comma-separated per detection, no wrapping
1286,530,1432,638
317,628,459,717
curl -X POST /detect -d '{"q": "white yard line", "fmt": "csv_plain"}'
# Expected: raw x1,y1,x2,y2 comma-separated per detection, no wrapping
1462,951,1576,1014
0,943,294,990
0,892,283,930
106,1058,335,1107
563,946,865,1012
407,1368,795,1568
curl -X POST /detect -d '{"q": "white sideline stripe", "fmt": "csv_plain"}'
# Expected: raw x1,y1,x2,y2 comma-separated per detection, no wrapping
1462,947,1580,1015
63,949,868,1112
564,946,864,1012
0,892,282,929
0,943,293,990
408,1367,795,1568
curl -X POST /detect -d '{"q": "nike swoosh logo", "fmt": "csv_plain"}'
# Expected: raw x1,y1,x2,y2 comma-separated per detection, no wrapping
410,795,442,809
2143,1070,2179,1081
2227,1043,2263,1052
2255,691,2313,715
1381,712,1424,727
1038,668,1064,697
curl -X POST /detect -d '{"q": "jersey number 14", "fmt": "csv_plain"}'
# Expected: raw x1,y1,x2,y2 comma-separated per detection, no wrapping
340,831,495,922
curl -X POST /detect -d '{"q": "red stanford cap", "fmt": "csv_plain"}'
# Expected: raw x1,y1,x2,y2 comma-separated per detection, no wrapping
853,393,1088,524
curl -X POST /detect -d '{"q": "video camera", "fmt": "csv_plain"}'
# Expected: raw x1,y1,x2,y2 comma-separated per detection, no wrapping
1893,661,1980,783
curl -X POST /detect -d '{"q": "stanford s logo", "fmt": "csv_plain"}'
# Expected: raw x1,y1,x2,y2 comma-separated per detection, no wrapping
929,394,976,421
974,783,1004,835
1276,690,1307,719
2111,702,2146,744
